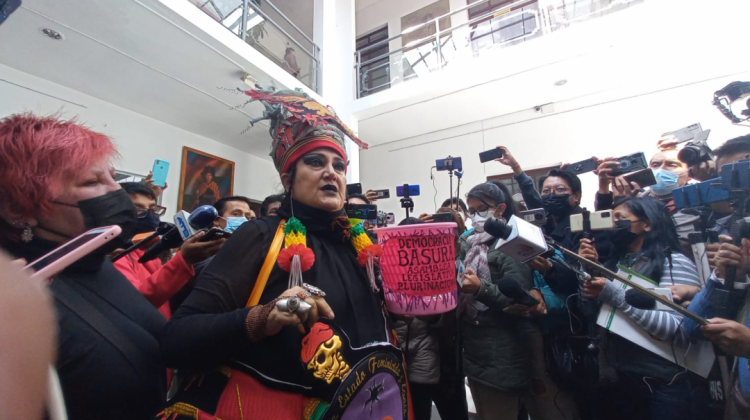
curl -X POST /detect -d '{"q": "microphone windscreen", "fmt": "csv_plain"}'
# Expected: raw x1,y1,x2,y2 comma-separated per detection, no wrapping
625,288,657,310
188,205,219,230
138,227,183,263
484,217,513,240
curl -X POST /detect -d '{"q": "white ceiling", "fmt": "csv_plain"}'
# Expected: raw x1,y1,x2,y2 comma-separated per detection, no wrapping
0,0,291,160
352,0,750,147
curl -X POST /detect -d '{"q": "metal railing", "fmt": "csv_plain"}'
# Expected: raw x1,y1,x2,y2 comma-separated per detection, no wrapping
354,0,644,98
190,0,321,93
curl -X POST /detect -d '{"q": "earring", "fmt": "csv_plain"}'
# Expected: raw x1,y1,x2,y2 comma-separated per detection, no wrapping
13,221,33,243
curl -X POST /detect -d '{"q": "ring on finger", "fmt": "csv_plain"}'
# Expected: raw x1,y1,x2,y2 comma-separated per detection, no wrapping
302,282,326,297
276,297,313,315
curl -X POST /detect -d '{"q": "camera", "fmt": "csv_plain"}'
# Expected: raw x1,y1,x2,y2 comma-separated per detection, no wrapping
610,152,648,176
519,209,546,227
678,130,713,167
436,156,463,172
713,81,750,124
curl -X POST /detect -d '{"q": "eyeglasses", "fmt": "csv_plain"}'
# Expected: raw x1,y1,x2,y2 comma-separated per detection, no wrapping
541,186,571,195
136,206,167,218
468,207,495,218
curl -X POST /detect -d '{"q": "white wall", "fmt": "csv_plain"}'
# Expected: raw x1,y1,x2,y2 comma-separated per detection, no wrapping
315,0,360,182
0,64,280,211
360,71,750,217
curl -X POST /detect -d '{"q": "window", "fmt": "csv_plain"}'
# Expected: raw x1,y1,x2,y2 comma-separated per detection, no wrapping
467,0,540,52
356,26,390,97
486,165,558,199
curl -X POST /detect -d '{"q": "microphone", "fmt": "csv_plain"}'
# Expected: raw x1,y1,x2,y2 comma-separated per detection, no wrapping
174,205,219,240
625,288,657,310
138,227,184,263
496,276,539,307
491,215,550,263
484,217,514,239
140,207,220,263
111,222,174,263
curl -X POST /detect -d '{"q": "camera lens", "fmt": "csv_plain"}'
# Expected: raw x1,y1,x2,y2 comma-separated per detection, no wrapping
534,213,543,220
678,146,700,166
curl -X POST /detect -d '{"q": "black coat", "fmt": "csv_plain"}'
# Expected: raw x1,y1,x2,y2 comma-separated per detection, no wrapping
161,200,388,395
7,239,166,420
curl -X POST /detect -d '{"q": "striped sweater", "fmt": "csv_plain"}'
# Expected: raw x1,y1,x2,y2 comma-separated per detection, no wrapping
598,252,701,344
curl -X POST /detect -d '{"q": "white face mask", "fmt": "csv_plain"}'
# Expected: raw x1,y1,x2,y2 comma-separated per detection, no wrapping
470,213,489,233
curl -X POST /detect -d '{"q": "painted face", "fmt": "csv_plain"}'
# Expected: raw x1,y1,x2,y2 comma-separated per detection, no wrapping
283,148,347,212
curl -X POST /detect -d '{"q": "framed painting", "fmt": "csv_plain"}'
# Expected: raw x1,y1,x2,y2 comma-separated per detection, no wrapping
177,147,235,212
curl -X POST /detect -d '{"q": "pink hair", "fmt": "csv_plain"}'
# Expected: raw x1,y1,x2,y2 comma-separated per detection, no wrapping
0,113,118,239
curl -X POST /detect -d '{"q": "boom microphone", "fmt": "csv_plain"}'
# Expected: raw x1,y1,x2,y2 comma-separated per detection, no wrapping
496,276,539,307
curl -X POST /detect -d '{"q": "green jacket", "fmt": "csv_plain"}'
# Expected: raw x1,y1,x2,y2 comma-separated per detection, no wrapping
458,233,534,394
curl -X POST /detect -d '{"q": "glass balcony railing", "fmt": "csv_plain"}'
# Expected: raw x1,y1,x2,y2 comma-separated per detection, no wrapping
355,0,645,98
190,0,320,93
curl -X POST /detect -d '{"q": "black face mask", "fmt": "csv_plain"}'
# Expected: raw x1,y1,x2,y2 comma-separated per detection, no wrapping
47,189,137,252
607,220,639,249
542,193,572,218
135,211,160,234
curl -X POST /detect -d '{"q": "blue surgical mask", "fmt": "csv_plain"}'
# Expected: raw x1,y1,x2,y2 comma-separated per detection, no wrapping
224,216,248,233
651,169,680,196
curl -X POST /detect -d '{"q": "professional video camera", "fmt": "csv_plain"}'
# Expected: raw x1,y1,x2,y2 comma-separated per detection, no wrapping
713,81,750,124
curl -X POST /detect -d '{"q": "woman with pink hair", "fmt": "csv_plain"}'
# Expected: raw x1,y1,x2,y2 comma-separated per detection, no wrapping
0,113,167,419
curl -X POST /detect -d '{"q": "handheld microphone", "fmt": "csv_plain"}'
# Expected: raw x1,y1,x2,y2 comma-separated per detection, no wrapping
496,276,539,307
492,215,550,263
625,288,657,310
138,227,183,263
484,217,514,239
174,205,219,240
111,222,174,263
454,169,464,179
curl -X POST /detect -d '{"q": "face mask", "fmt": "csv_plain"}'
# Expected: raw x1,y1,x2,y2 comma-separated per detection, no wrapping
224,216,248,233
51,189,137,252
650,169,680,196
606,220,639,249
542,193,572,218
470,213,489,233
135,211,160,234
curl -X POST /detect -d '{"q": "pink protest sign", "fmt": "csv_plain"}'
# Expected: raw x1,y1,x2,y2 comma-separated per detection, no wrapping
375,223,458,315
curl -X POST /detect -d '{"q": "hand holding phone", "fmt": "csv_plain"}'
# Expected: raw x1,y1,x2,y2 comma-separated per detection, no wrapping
151,159,170,188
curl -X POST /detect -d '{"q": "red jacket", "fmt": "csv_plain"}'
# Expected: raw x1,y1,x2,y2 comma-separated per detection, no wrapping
113,248,195,319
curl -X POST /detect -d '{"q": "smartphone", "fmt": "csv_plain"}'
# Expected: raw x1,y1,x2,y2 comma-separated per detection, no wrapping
564,157,598,175
346,183,362,196
200,227,232,242
346,204,378,224
396,185,420,197
432,212,455,223
151,159,170,188
519,208,547,227
570,211,615,233
623,168,657,188
610,152,648,176
25,226,122,281
662,123,702,144
372,189,390,199
436,157,463,171
479,148,503,163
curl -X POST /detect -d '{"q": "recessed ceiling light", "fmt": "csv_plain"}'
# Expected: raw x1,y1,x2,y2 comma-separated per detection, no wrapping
41,28,64,40
554,79,567,87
